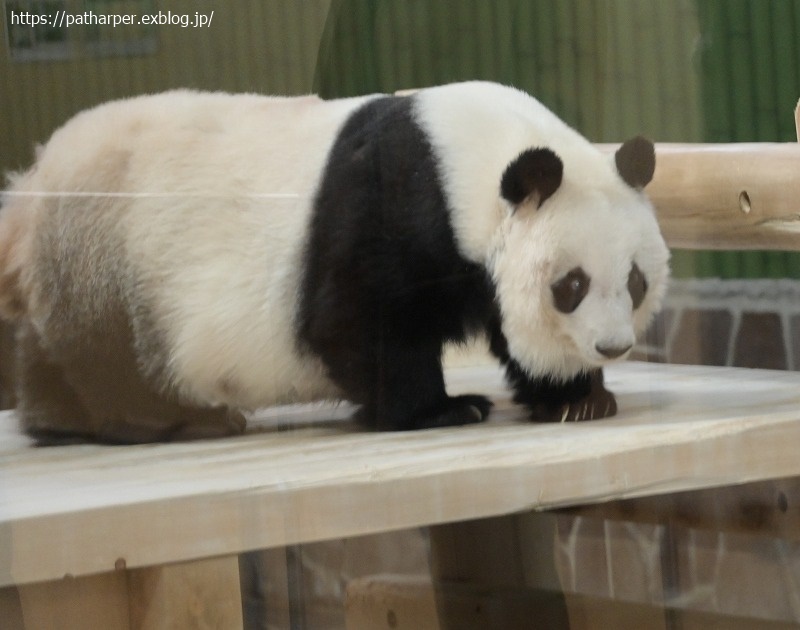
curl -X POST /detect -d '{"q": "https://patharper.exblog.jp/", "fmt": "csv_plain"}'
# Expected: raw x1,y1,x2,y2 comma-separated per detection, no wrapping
8,8,214,29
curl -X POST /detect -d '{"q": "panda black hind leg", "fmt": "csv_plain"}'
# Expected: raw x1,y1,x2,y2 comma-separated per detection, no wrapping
16,316,244,445
15,322,97,445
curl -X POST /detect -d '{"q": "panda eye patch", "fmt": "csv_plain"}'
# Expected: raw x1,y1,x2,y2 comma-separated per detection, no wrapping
628,263,648,310
551,267,590,314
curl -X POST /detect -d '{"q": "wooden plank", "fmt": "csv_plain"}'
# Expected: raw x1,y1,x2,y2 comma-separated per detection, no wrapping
650,143,800,250
560,476,800,540
565,595,800,630
347,575,800,630
128,556,243,630
3,362,800,588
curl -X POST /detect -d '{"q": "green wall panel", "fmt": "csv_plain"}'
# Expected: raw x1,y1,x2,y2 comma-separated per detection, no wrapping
3,0,799,280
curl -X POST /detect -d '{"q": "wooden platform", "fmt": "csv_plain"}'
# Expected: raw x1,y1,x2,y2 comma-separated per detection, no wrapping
4,140,799,627
2,361,800,592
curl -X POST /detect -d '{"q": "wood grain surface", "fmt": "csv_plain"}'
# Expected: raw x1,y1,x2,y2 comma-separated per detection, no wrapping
1,362,799,588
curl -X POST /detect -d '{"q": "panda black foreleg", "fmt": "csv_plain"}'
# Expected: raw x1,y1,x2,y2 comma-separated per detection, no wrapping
488,324,616,422
359,341,492,431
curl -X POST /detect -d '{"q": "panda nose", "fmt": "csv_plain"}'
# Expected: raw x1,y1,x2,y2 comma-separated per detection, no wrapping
595,342,633,359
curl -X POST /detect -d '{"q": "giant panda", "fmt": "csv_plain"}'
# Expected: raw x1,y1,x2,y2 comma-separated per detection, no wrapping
0,81,669,444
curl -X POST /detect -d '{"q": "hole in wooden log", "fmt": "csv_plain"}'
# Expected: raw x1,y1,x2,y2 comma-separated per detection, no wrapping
779,492,789,513
739,190,751,214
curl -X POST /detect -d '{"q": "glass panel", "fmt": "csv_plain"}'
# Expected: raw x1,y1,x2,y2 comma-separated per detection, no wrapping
2,2,800,629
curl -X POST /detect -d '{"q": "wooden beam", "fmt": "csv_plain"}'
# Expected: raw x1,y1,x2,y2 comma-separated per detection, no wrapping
603,143,800,250
560,476,800,540
346,574,800,630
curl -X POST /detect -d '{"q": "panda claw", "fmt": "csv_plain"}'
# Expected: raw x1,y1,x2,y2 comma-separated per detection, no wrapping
467,405,483,422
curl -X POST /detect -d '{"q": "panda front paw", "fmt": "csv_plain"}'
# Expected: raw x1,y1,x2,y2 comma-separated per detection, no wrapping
530,386,617,423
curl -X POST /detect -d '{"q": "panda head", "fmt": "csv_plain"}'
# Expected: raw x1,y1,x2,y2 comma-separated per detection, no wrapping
490,136,669,381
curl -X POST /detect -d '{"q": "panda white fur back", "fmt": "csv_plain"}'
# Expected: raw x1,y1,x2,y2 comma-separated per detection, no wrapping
1,93,362,413
0,81,669,443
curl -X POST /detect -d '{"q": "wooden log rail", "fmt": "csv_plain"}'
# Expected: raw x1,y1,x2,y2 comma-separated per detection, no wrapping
608,143,800,251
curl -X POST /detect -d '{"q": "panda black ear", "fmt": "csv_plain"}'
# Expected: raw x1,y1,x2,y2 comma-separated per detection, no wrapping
500,148,563,209
615,136,655,189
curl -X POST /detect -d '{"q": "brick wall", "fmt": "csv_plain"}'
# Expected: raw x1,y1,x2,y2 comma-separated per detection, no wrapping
634,278,800,369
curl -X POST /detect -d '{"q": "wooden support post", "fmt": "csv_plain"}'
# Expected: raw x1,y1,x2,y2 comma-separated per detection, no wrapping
16,571,130,630
429,512,570,630
240,548,292,629
128,555,244,630
0,555,243,630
